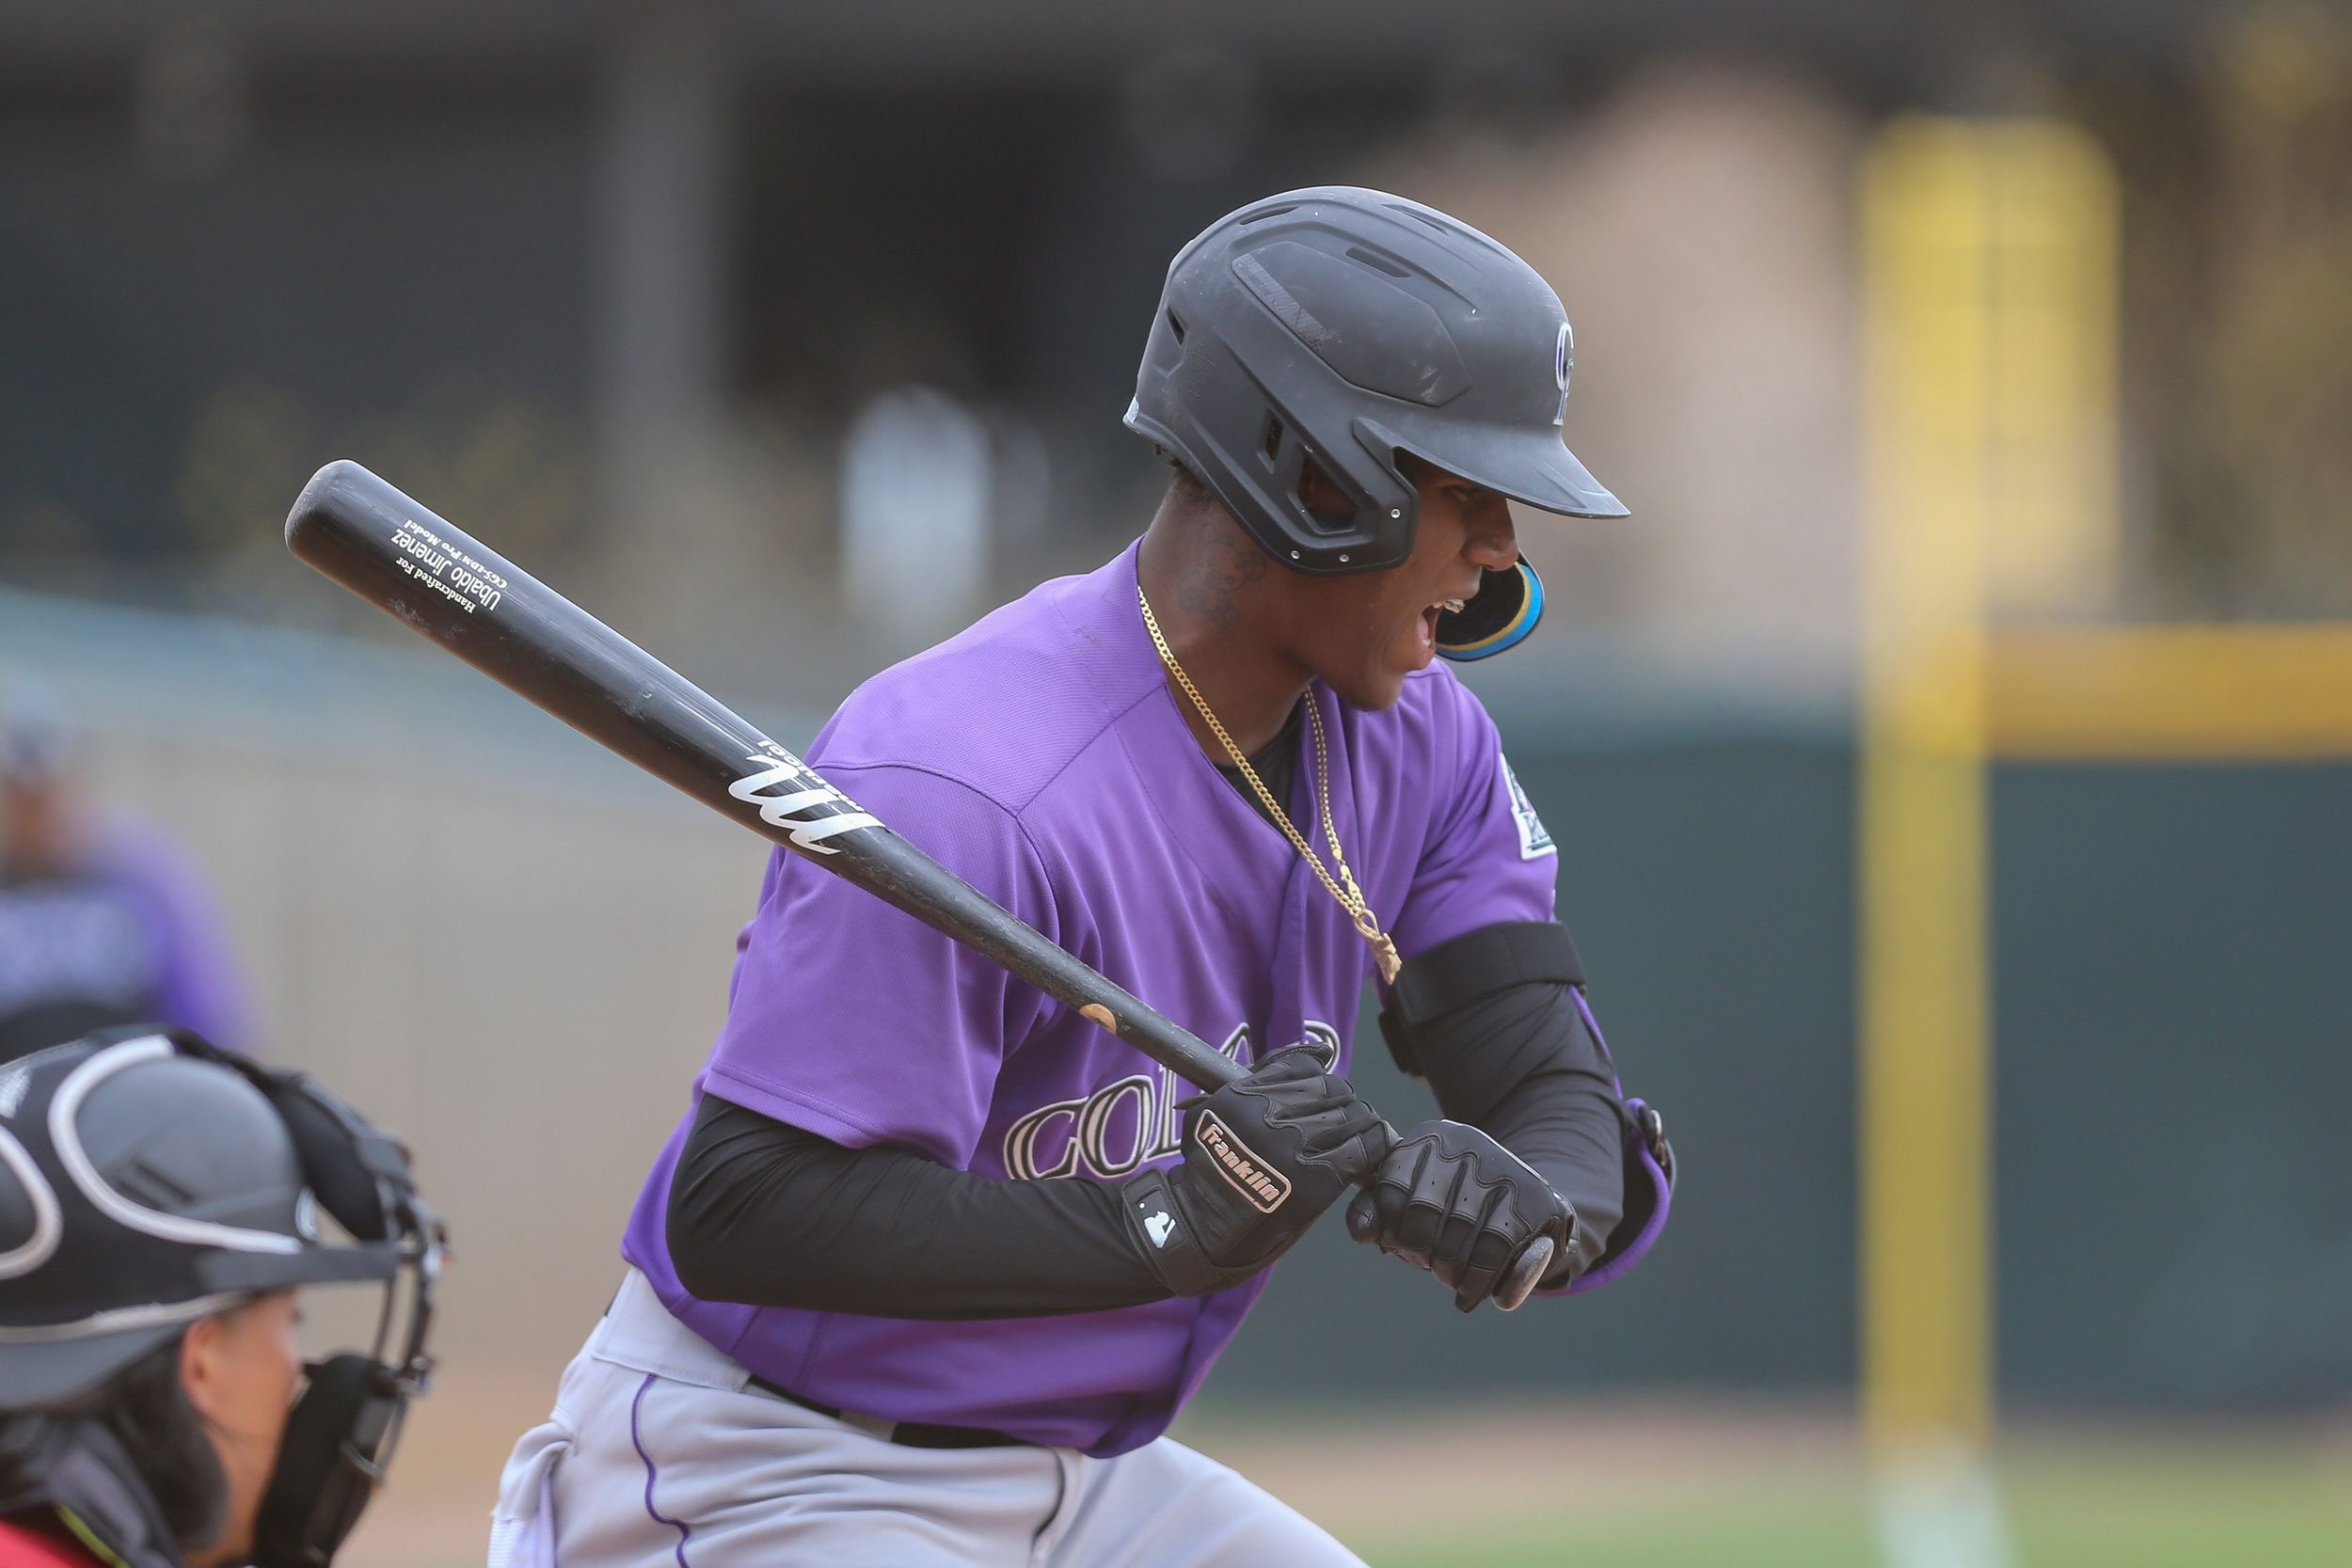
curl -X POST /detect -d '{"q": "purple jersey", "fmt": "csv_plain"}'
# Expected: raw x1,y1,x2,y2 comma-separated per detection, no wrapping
621,542,1560,1455
0,815,250,1059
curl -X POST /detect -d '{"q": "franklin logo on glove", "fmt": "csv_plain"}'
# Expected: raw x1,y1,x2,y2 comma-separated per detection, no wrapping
1195,1112,1291,1212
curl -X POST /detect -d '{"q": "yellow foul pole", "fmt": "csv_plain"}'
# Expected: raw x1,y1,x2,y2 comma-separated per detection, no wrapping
1860,118,1995,1455
1858,117,2120,1469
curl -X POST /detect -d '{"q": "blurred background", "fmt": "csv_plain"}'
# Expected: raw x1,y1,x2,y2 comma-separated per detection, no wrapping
3,2,2348,1564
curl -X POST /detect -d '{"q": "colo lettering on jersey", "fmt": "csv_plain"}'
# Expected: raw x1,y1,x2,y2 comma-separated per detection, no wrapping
1000,1021,1338,1181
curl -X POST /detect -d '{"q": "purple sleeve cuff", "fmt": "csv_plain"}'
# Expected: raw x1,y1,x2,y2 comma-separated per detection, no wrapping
1548,991,1675,1296
1561,1100,1673,1294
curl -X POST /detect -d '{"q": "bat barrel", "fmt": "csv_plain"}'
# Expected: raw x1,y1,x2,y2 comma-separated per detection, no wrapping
285,461,1243,1092
287,460,773,816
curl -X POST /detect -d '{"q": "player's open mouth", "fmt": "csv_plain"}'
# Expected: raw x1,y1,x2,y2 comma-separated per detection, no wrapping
1417,598,1467,651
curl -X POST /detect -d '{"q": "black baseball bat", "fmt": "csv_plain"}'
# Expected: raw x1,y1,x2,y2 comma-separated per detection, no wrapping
284,459,1554,1305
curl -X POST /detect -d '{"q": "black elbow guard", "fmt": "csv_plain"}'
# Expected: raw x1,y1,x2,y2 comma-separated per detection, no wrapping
1377,920,1585,1078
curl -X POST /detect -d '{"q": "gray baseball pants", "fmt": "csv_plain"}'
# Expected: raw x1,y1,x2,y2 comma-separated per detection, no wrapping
487,1269,1366,1568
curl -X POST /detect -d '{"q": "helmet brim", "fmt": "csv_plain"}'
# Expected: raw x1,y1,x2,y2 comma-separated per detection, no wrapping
1388,425,1629,520
199,1240,405,1294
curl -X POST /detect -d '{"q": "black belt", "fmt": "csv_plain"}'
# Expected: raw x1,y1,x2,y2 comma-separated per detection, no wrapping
745,1373,1026,1450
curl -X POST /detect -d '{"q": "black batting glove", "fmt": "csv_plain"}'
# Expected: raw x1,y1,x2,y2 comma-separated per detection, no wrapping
1121,1047,1391,1297
1345,1118,1578,1313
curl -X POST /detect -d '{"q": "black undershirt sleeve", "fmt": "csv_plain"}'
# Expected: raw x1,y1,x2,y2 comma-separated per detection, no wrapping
668,722,1617,1319
665,1092,1172,1320
1400,979,1628,1281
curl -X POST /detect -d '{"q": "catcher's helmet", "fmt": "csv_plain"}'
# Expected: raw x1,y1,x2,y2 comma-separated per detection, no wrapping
1125,186,1626,594
1,1029,444,1568
0,1028,436,1409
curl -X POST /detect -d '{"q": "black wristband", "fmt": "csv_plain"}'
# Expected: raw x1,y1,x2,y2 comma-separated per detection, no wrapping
1119,1165,1224,1297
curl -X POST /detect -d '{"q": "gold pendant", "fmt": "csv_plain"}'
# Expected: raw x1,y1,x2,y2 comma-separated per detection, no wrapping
1352,908,1403,984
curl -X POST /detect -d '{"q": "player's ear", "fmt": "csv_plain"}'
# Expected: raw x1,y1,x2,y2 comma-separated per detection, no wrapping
180,1312,228,1421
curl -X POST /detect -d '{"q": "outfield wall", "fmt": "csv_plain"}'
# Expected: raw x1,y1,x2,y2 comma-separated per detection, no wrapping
6,591,2344,1411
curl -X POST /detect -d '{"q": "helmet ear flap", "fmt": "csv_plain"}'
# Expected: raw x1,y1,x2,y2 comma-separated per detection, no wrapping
1231,412,1414,569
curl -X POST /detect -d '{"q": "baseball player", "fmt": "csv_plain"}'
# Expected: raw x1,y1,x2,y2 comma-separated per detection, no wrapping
490,186,1673,1568
0,1027,443,1568
0,686,252,1062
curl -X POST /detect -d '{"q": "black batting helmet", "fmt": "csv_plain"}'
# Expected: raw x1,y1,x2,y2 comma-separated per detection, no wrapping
1125,185,1626,586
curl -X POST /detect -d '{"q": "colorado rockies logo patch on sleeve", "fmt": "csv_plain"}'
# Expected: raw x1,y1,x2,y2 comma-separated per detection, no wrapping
1502,752,1554,861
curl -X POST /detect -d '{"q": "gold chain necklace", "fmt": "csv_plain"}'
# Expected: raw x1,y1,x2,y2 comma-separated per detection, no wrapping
1138,584,1404,984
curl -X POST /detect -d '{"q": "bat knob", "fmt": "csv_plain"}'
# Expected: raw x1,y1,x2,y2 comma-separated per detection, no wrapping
1494,1234,1554,1312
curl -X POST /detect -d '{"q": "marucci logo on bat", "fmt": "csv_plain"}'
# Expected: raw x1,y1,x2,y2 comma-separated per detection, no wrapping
726,752,882,855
